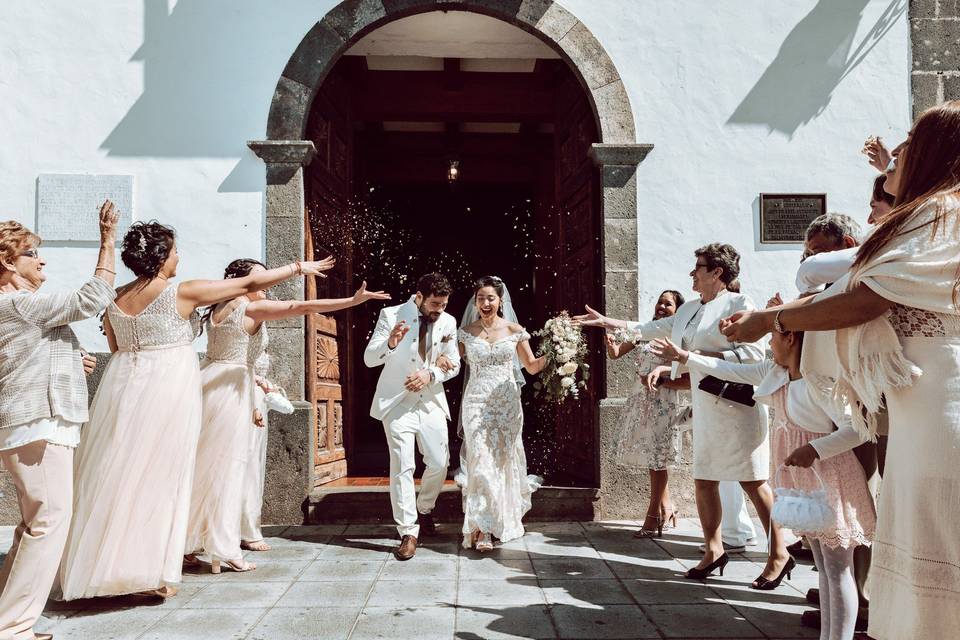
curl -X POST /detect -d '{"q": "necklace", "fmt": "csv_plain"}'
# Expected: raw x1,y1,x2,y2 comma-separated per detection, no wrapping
479,316,498,337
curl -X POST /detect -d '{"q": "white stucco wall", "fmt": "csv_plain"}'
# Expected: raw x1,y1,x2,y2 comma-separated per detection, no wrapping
0,0,910,350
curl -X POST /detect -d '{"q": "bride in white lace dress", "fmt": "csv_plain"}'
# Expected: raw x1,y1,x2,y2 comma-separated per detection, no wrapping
456,276,545,551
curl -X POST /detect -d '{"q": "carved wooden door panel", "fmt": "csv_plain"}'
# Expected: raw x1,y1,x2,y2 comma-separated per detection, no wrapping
548,74,602,486
305,68,353,487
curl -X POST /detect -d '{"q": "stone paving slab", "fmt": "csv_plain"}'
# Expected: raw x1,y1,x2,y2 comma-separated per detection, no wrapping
5,520,855,639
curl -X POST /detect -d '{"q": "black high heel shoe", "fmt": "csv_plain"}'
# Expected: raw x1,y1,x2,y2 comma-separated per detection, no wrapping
751,556,796,590
685,553,730,580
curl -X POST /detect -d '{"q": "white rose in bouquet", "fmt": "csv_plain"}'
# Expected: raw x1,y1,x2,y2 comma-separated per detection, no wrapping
560,377,575,388
557,352,571,363
560,362,578,375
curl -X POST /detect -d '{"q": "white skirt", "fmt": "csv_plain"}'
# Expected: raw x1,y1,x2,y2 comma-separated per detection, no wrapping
184,361,257,561
868,336,960,639
59,346,202,599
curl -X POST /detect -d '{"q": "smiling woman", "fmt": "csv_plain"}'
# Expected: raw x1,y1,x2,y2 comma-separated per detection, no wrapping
0,203,118,640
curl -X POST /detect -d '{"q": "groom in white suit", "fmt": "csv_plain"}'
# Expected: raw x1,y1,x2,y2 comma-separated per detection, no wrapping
364,273,461,560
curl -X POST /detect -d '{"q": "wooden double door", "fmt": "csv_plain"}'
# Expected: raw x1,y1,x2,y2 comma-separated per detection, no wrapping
304,66,603,488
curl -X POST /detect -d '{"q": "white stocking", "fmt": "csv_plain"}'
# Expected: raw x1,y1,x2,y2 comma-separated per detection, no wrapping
809,539,859,640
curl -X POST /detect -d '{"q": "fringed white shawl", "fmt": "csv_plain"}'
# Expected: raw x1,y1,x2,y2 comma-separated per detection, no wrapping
801,196,960,439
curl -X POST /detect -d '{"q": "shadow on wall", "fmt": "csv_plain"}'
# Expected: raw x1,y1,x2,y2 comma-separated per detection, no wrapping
726,0,906,137
100,0,325,191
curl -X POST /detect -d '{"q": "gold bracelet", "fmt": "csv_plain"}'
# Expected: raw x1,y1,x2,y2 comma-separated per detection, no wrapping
295,261,303,275
95,267,116,275
774,309,786,334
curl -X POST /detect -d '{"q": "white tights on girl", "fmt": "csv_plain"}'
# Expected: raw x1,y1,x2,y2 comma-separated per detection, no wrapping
809,540,858,640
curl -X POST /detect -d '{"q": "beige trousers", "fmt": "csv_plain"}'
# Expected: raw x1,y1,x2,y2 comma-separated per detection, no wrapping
0,441,73,640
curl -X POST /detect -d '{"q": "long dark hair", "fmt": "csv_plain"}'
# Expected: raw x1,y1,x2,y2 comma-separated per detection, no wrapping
198,258,266,332
473,275,505,317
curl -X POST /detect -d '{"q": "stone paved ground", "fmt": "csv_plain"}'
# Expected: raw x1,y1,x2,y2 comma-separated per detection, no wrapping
10,519,853,639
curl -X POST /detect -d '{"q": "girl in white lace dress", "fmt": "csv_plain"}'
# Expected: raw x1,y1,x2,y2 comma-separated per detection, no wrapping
456,276,545,551
605,290,690,538
184,260,389,572
59,223,335,600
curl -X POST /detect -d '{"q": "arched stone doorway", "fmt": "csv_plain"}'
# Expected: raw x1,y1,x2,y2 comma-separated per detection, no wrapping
250,0,653,522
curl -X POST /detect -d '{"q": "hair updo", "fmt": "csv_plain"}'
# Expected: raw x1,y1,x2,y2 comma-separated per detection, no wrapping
198,258,268,332
223,258,266,280
473,275,505,317
121,221,176,279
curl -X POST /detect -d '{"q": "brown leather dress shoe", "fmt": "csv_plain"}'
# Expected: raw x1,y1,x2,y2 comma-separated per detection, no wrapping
33,634,53,640
394,535,417,561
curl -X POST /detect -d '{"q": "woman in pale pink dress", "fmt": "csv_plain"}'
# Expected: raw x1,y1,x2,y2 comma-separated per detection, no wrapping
184,259,388,572
59,222,334,600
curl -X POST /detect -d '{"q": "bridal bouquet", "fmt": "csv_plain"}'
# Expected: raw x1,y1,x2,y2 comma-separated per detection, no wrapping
532,311,589,403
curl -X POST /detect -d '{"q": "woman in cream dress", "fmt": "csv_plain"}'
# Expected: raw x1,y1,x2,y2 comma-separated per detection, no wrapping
577,243,791,588
185,259,389,572
721,101,960,639
59,223,334,600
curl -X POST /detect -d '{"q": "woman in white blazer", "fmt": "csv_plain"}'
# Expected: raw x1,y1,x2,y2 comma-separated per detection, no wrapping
577,244,790,587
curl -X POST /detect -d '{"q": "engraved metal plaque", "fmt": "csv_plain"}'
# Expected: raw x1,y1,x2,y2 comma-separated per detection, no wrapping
37,174,134,241
759,193,826,244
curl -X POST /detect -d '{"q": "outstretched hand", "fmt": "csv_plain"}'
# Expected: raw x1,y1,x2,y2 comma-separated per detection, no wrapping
766,292,783,309
719,310,772,343
645,364,671,391
572,305,615,330
648,338,687,363
300,255,336,278
353,281,391,304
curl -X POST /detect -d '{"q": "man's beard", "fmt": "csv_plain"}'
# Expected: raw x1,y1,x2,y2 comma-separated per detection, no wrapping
418,302,441,322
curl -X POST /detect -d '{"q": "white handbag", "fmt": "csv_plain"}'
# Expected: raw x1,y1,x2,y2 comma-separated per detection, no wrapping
770,464,835,533
263,387,294,415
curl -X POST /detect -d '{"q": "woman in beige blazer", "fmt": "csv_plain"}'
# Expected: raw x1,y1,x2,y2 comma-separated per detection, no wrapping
0,202,118,640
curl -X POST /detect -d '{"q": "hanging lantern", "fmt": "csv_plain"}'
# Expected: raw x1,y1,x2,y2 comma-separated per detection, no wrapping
447,160,460,182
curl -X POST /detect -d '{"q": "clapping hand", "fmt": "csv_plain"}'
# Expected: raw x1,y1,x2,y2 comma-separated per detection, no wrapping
784,443,819,468
352,281,391,304
300,255,337,278
387,320,410,349
648,338,687,364
572,305,616,330
253,408,265,428
862,136,892,173
766,292,783,309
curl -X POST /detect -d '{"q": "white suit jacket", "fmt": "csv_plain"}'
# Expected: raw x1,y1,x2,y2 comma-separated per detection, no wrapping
627,292,766,379
363,297,461,421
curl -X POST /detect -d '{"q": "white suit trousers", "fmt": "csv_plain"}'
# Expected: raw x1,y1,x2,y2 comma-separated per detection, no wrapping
383,403,449,538
719,481,756,546
0,441,73,640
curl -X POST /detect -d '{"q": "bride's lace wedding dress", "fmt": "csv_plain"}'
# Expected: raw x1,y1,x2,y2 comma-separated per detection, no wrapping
457,328,540,547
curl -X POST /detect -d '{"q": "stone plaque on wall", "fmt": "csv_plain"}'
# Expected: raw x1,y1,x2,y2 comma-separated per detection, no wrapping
37,174,133,241
759,193,826,244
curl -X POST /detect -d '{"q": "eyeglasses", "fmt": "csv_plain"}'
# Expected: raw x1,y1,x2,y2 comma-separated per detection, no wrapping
19,249,40,259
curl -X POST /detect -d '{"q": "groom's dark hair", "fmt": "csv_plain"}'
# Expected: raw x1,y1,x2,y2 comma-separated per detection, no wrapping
416,272,453,298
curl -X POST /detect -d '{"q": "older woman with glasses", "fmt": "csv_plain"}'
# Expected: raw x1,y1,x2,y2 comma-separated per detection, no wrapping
0,202,118,640
577,243,792,590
